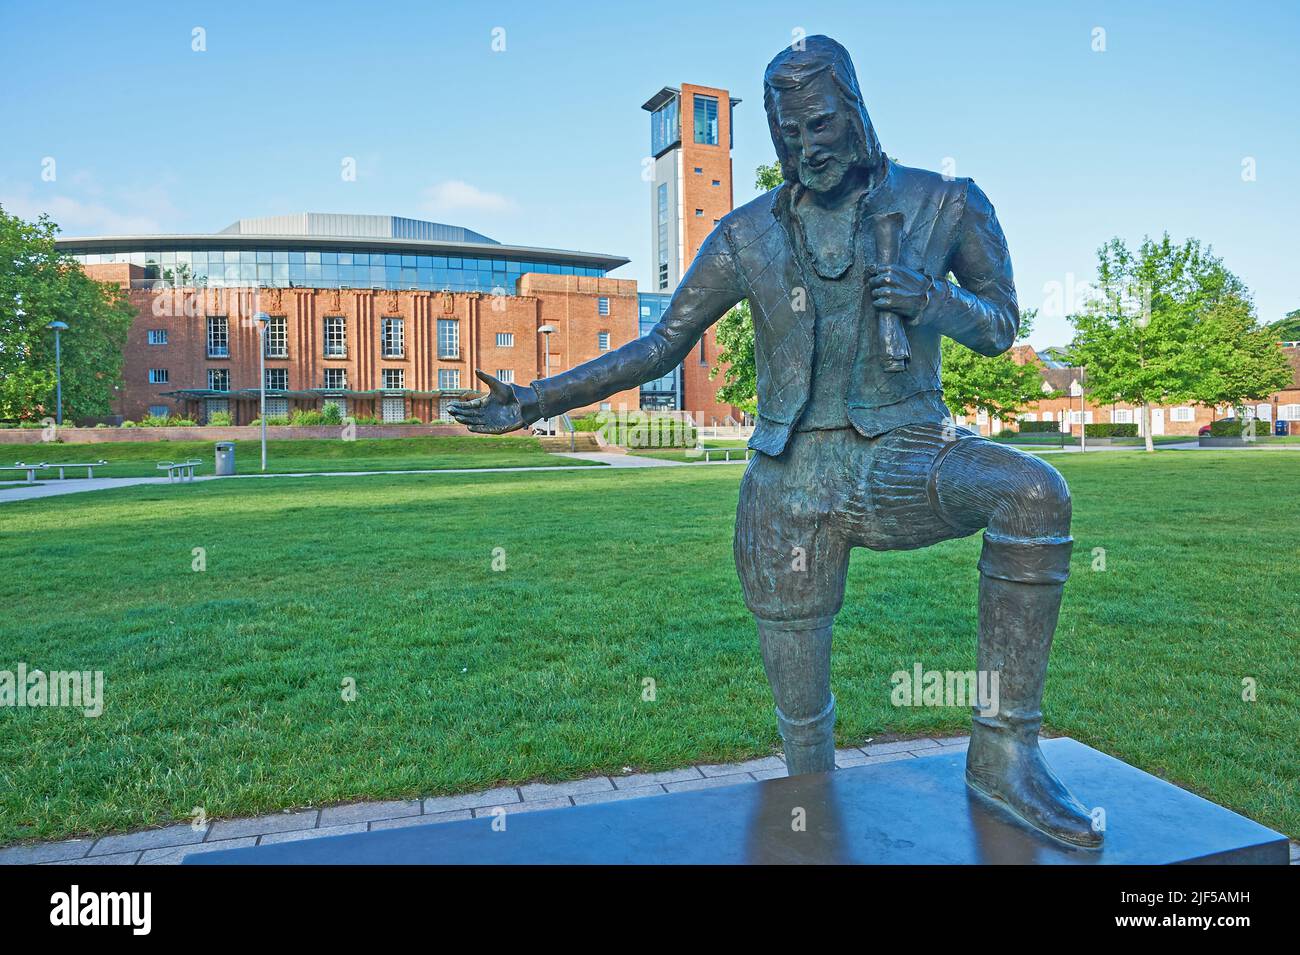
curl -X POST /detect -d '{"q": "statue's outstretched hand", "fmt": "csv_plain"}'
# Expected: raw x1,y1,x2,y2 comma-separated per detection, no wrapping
448,370,530,434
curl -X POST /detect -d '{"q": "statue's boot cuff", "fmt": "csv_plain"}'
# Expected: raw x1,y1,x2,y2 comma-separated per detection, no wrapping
760,614,836,633
777,695,836,775
978,532,1073,585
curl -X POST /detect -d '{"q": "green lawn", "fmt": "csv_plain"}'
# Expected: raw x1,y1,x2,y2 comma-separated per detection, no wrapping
2,435,602,478
0,451,1295,844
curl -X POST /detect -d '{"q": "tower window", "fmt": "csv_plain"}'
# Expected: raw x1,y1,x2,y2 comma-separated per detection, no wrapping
693,94,719,146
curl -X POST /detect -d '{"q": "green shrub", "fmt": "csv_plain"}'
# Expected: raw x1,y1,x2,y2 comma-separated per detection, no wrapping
206,410,233,426
120,420,137,428
1018,420,1061,434
351,415,380,426
1084,422,1138,438
319,404,343,426
572,412,695,447
1209,418,1270,437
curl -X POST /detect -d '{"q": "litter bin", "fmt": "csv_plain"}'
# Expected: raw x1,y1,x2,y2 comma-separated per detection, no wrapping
215,442,236,476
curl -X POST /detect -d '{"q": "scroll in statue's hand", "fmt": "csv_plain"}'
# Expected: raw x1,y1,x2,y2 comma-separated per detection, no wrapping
868,264,934,323
447,370,531,434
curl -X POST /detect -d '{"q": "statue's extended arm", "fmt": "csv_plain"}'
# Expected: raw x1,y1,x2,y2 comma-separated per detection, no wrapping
920,182,1020,357
450,228,743,433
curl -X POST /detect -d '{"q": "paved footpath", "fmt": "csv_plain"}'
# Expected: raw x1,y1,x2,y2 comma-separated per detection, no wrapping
1,736,961,865
0,452,756,505
3,734,1295,865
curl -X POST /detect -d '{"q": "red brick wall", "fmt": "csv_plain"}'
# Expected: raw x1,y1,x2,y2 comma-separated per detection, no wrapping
88,266,641,425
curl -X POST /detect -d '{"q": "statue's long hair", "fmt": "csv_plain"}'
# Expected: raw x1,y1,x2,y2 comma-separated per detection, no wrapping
763,35,885,186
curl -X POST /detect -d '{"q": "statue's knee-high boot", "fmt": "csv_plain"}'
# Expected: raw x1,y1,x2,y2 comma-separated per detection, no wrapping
758,618,836,775
966,533,1103,848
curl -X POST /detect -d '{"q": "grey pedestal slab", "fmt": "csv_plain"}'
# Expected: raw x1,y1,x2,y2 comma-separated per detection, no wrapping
188,739,1288,865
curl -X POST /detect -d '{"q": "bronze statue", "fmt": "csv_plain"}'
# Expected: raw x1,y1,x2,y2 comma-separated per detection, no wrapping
451,36,1101,849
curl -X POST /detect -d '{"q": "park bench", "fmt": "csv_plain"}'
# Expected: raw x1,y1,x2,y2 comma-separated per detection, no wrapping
157,459,202,483
49,460,109,479
2,462,47,483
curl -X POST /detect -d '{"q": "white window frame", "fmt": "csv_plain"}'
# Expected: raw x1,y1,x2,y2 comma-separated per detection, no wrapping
382,368,405,390
206,316,229,358
598,331,611,352
1278,404,1300,422
438,368,460,391
265,368,288,391
148,368,169,384
324,316,347,357
495,369,514,383
148,404,170,417
1170,406,1194,423
207,368,230,392
381,317,405,359
264,315,287,358
437,319,460,359
597,297,610,316
496,332,514,347
147,329,168,345
323,367,348,390
1111,408,1133,424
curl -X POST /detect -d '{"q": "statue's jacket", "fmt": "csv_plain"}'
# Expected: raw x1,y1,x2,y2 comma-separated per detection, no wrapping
530,160,1021,457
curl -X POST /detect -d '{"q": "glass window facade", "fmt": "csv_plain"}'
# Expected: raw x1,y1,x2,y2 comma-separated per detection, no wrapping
323,367,347,390
265,368,288,391
438,368,461,391
207,368,230,391
694,94,719,145
637,293,680,409
656,183,670,291
382,368,405,390
650,95,680,156
69,247,607,292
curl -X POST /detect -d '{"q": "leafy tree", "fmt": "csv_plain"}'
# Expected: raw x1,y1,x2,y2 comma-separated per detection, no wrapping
941,308,1048,427
1196,296,1292,416
710,162,782,409
712,298,757,413
1069,234,1245,452
0,205,135,421
1265,308,1300,342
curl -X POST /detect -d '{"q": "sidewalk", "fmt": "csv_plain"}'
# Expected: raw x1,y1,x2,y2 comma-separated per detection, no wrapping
4,732,1296,865
1,735,966,865
0,454,692,505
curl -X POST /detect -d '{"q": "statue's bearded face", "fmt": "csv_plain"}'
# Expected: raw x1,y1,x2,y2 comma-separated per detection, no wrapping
772,72,862,194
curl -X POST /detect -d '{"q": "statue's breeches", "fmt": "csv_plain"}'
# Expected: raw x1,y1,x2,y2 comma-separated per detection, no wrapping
733,423,1073,623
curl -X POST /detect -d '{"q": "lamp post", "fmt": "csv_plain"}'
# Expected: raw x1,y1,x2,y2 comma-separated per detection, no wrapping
255,312,270,471
47,321,69,425
538,324,556,434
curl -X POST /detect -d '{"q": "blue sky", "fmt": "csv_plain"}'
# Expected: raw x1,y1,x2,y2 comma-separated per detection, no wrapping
2,0,1297,347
